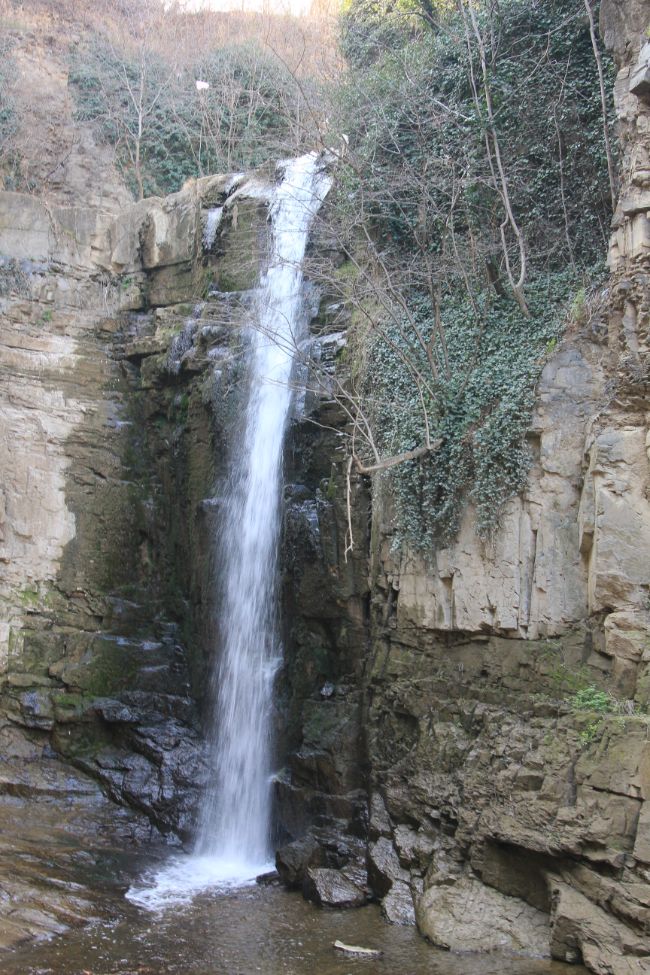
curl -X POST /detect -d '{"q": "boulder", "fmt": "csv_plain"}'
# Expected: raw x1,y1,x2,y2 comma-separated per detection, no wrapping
276,835,323,887
303,867,366,909
367,836,409,898
417,875,550,956
381,882,415,925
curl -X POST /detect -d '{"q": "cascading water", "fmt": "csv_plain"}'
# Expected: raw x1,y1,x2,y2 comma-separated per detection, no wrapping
128,152,330,909
195,151,331,869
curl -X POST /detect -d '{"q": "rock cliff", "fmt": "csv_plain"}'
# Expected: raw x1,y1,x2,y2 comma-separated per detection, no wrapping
0,2,649,970
274,4,650,972
0,145,280,840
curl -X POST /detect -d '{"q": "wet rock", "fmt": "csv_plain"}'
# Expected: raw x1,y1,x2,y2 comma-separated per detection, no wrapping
92,698,139,724
14,690,54,731
368,837,409,898
393,826,435,873
340,857,370,896
381,881,415,925
548,879,650,972
276,836,323,887
255,870,280,886
0,757,102,799
0,753,157,950
368,793,392,840
303,867,367,909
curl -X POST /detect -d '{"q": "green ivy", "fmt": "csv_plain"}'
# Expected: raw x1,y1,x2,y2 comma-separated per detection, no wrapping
333,0,615,549
364,269,598,546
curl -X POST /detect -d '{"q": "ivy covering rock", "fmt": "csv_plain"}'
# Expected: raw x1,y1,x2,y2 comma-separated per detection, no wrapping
325,0,616,548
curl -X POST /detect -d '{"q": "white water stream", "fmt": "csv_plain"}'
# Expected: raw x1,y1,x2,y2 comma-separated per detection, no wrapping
128,152,330,910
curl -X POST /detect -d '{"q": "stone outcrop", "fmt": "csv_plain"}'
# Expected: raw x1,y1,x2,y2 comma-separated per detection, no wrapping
0,144,279,837
272,5,650,972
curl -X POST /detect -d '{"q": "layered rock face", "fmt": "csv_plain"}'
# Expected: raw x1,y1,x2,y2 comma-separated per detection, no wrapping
0,155,281,847
1,3,649,971
275,6,650,973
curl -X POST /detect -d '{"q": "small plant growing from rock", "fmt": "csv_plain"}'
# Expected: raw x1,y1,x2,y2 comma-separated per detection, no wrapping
570,686,613,712
579,720,604,746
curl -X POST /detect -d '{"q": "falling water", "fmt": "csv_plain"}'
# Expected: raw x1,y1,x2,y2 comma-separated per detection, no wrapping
127,152,330,909
195,151,330,868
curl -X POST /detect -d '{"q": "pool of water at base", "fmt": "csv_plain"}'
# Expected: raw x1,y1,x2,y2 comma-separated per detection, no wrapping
1,880,586,975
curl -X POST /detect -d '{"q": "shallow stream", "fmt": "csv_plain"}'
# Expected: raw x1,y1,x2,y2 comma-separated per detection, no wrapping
2,864,586,975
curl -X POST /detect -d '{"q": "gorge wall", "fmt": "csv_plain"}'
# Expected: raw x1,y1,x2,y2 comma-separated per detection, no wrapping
0,1,649,971
275,5,650,973
0,156,285,839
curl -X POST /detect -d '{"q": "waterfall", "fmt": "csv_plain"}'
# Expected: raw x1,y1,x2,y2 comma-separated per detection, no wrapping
195,152,330,869
127,152,330,909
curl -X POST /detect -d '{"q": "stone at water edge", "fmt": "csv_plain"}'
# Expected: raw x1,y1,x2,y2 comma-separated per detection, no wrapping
276,835,323,887
303,867,367,908
381,881,416,926
416,875,550,956
255,870,280,886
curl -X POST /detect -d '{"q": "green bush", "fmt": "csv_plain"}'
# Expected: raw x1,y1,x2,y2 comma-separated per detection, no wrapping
570,686,613,713
0,37,19,186
69,37,312,198
330,0,615,548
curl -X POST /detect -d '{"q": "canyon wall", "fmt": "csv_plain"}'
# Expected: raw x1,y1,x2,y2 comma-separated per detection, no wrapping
275,5,650,973
0,2,649,970
0,159,284,842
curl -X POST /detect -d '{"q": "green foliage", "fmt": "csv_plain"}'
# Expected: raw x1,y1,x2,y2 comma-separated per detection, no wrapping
0,258,30,297
0,36,19,185
324,473,337,501
336,0,615,271
579,720,603,746
0,37,16,136
340,0,453,66
332,0,616,549
364,270,586,544
570,287,587,325
570,686,614,713
69,37,311,198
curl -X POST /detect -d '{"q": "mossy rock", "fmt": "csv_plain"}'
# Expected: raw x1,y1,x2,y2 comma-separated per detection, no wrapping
215,199,270,293
48,633,140,696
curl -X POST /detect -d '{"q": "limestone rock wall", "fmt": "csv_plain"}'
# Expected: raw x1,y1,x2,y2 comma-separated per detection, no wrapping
276,6,650,973
362,8,650,972
354,3,650,973
0,161,274,838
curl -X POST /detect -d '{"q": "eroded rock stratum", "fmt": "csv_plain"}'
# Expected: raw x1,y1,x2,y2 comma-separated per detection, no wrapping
0,1,649,970
0,144,276,869
275,5,650,973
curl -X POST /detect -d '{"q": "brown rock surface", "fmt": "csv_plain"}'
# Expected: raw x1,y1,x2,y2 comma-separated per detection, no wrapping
273,6,650,973
0,754,155,950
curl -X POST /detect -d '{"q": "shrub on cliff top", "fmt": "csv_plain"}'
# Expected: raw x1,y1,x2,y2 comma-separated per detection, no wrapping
69,26,319,198
325,0,615,550
0,37,19,188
